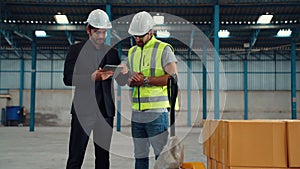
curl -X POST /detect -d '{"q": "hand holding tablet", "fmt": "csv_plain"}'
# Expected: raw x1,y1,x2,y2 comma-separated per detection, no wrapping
103,64,124,72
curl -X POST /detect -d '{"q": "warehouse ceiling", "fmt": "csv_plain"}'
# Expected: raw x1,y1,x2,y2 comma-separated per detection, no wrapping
0,0,300,60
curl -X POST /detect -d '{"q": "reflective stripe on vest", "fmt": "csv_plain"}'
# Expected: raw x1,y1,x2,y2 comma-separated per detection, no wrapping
128,36,173,110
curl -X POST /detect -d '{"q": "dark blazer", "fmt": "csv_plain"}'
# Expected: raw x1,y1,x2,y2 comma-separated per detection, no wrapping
63,40,121,118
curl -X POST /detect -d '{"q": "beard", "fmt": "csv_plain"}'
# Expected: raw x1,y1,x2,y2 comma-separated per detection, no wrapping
95,38,105,45
136,40,144,47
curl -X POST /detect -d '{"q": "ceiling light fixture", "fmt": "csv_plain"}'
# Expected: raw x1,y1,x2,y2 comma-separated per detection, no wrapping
156,30,170,38
153,15,164,25
257,14,273,24
218,30,230,38
276,29,292,37
54,13,69,24
244,43,250,48
35,30,47,37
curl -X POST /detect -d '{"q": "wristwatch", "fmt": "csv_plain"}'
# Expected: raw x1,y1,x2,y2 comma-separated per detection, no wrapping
143,77,149,86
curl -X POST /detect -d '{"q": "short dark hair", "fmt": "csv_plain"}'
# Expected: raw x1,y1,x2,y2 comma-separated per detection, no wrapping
87,24,97,30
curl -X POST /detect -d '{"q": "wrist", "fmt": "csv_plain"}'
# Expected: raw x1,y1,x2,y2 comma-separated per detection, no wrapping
143,77,150,86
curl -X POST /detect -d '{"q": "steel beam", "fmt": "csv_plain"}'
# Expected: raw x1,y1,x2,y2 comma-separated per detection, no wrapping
14,31,33,41
65,30,74,45
2,23,299,33
0,30,22,58
246,29,260,58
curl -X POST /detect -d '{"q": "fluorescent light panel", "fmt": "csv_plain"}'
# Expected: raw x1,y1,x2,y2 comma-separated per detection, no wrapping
54,14,69,24
277,29,292,37
153,15,164,25
218,30,230,38
257,14,273,24
35,30,47,37
244,43,250,48
156,30,170,38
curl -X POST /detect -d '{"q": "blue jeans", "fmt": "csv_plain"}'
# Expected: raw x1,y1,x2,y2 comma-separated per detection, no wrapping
131,112,169,169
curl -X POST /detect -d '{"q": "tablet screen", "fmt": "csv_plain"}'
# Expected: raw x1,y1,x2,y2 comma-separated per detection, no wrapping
103,64,124,72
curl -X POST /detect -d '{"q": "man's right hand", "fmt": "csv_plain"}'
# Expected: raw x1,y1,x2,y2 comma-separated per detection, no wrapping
128,72,145,87
91,68,114,81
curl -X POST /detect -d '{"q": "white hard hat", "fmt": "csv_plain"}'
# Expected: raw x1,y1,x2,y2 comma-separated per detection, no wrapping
128,11,155,36
86,9,112,29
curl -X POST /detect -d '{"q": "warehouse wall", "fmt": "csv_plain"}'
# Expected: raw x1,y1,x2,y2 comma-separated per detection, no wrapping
1,58,299,91
1,89,299,127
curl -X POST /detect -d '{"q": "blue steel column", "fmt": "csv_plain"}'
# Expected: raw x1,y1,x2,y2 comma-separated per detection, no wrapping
187,53,191,126
202,46,207,119
214,4,220,119
243,55,248,120
116,43,122,131
187,30,194,127
29,38,37,132
51,52,54,89
244,28,260,120
19,57,25,124
19,58,24,107
291,38,297,119
105,4,111,46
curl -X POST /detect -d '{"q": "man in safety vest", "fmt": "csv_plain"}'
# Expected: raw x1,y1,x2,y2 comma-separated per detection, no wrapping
126,11,178,169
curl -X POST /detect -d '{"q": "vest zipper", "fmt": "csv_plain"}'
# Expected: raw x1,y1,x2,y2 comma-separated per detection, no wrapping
138,46,144,111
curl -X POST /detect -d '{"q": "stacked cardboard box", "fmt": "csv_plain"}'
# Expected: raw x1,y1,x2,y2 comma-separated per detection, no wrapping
202,120,300,169
286,120,300,167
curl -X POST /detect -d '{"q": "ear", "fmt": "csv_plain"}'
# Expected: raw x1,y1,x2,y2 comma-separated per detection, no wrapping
86,26,91,35
149,30,154,36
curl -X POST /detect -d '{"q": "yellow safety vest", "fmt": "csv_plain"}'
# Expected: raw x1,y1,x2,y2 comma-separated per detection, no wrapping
128,36,173,111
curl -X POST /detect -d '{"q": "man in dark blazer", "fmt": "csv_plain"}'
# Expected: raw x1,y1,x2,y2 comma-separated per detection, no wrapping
63,9,125,169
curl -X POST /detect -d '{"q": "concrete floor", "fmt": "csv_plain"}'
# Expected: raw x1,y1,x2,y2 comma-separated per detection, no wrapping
0,126,206,169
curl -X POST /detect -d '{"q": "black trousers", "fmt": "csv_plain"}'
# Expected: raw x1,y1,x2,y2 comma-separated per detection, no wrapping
66,113,114,169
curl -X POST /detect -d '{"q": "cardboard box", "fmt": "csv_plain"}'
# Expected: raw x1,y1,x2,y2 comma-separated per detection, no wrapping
218,120,227,163
202,120,210,157
207,158,220,169
219,120,287,167
209,120,221,160
216,162,288,169
207,157,212,169
202,120,222,159
286,120,300,167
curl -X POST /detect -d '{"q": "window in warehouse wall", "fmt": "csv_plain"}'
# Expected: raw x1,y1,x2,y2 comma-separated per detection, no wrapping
276,60,291,90
0,59,20,89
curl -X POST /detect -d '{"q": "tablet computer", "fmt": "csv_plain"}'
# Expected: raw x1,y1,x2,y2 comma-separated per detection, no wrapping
103,64,124,72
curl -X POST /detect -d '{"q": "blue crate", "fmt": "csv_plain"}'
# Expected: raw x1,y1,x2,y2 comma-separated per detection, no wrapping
6,106,21,121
